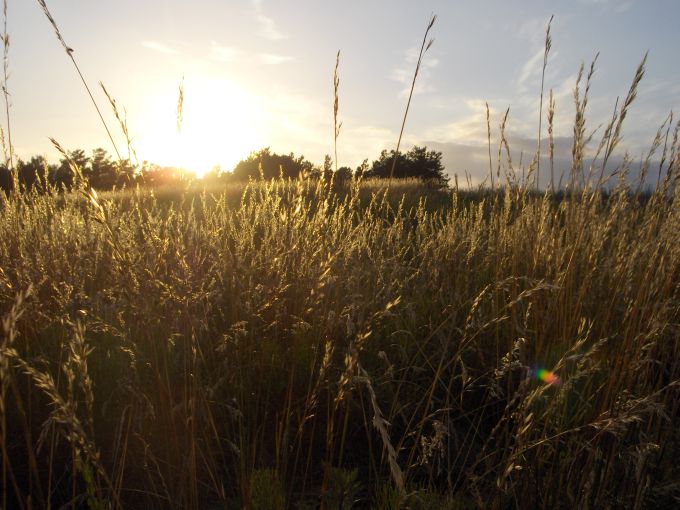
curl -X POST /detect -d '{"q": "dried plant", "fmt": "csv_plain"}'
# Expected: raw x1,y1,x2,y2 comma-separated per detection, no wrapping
333,50,342,174
36,0,122,160
535,15,553,190
390,14,437,179
1,0,12,174
176,74,184,134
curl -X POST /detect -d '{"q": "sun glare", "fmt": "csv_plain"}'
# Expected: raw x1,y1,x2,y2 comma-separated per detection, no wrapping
136,77,265,177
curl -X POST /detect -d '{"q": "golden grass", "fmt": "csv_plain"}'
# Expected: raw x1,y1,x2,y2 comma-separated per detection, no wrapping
1,164,679,508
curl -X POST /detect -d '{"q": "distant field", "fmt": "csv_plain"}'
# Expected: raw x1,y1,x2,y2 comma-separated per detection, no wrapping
1,178,678,508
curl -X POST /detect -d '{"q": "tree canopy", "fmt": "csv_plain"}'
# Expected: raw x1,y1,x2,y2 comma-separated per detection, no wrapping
365,145,447,184
0,147,139,194
232,148,315,181
2,144,450,195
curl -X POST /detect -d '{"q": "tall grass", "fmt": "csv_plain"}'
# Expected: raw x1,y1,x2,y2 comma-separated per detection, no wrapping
1,0,12,174
389,14,436,180
1,8,680,510
1,156,679,509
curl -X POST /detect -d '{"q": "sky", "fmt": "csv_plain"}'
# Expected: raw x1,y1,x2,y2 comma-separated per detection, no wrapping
6,0,680,183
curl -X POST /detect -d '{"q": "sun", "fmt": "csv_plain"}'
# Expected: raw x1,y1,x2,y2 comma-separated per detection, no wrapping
135,76,265,177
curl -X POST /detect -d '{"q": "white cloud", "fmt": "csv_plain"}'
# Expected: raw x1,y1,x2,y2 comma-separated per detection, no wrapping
342,125,396,165
516,47,546,94
517,17,551,46
577,0,636,12
208,42,242,62
251,0,287,40
419,99,529,148
422,112,488,146
258,53,293,65
205,44,292,66
391,46,439,97
141,40,180,55
259,91,328,157
256,15,287,41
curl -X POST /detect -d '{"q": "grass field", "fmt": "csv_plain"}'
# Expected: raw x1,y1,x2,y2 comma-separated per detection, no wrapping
1,171,679,508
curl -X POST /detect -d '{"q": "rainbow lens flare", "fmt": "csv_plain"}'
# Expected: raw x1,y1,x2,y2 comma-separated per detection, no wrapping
536,368,561,386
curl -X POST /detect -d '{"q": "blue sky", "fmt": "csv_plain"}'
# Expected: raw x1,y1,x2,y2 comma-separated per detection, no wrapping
7,0,680,182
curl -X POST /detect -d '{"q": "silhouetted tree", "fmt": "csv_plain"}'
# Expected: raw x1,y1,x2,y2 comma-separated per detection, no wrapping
89,147,117,189
86,148,136,189
1,144,449,195
17,156,50,192
366,145,448,184
52,149,89,190
117,159,137,187
335,166,353,182
322,154,334,181
232,148,314,181
139,162,190,187
355,159,369,178
202,164,233,185
0,164,13,195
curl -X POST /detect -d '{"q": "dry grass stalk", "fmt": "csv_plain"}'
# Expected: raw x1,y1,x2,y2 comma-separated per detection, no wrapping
100,82,135,164
548,89,555,191
600,53,648,179
333,50,341,174
656,111,673,189
35,0,122,161
390,14,436,179
535,15,553,190
486,102,494,190
1,0,12,174
176,74,184,134
498,107,515,187
356,365,405,495
1,287,32,510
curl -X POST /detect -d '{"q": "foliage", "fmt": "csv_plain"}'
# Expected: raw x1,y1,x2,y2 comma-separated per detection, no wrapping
232,147,315,180
0,148,141,194
0,163,10,193
336,166,354,182
366,145,448,184
17,155,51,192
1,145,451,194
87,147,135,189
137,161,192,187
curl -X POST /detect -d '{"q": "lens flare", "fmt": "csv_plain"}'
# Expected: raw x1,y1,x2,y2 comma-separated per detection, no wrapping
536,368,560,386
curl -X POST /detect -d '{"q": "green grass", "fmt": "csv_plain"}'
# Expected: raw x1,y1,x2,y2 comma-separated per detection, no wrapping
1,174,679,508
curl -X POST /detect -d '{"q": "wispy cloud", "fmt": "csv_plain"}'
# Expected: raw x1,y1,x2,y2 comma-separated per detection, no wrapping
343,125,395,164
258,53,293,65
206,43,292,66
256,15,287,41
251,0,287,40
516,17,552,45
208,42,242,62
391,47,439,97
141,40,180,55
426,135,581,187
420,99,518,148
577,0,636,12
516,47,546,94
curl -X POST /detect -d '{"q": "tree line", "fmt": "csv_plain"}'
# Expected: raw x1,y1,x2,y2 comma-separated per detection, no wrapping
0,145,448,194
